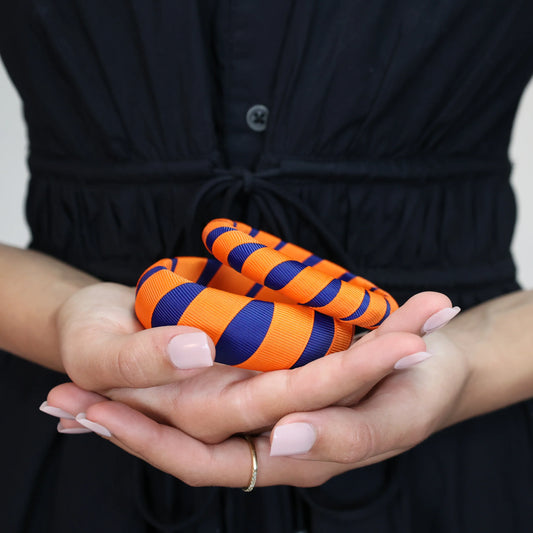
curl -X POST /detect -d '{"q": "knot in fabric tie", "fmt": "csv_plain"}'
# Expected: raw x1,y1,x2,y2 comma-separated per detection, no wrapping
235,167,255,195
187,166,358,272
190,166,283,221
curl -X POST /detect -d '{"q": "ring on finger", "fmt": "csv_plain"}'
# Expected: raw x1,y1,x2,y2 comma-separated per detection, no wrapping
241,435,258,493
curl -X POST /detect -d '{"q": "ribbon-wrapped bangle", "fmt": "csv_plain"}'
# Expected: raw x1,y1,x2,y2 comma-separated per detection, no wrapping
135,219,398,371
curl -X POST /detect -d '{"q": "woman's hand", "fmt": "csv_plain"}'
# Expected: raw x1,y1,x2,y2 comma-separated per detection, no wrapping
51,329,467,489
43,291,467,488
56,282,220,392
52,290,452,443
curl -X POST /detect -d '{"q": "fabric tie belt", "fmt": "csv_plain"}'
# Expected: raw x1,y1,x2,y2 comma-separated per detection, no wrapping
135,219,398,371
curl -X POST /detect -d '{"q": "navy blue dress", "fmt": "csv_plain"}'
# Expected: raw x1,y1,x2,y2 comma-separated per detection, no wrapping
1,1,533,531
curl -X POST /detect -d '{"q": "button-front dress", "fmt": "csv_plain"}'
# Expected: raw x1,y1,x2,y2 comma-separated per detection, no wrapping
1,1,533,531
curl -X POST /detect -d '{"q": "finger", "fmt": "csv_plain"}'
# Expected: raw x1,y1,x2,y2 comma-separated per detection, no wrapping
269,369,441,464
357,291,458,345
40,382,106,432
43,382,180,435
104,363,254,427
190,331,428,442
46,382,106,413
269,406,413,464
82,400,342,488
51,332,429,445
71,325,216,390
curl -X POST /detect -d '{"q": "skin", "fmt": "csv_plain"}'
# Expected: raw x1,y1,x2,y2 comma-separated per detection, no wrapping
2,243,533,488
49,287,446,488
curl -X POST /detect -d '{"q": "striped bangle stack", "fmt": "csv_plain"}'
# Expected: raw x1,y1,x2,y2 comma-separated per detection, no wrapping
135,218,398,371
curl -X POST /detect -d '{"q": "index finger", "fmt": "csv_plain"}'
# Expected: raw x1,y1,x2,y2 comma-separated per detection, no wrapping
192,330,427,442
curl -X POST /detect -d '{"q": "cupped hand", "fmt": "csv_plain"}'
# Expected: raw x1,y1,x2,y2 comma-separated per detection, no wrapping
43,291,466,488
51,288,449,442
54,281,225,389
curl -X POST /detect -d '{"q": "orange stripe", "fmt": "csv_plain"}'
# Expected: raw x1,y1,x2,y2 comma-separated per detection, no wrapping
236,303,316,371
279,243,316,263
201,218,233,243
328,322,355,355
233,221,285,248
252,286,295,304
211,231,257,265
251,229,283,248
178,287,250,344
309,282,367,321
171,257,209,282
356,294,388,328
136,258,173,286
280,267,339,305
208,263,257,295
240,247,290,285
135,270,189,328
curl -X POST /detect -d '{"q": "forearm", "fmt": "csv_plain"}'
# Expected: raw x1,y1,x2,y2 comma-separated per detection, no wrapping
426,289,533,426
0,243,98,372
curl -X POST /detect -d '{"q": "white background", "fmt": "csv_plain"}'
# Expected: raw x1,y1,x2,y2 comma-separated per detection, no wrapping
1,63,532,288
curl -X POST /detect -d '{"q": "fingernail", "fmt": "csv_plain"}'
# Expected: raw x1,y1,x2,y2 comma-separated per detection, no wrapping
57,421,92,434
39,401,75,420
394,351,433,370
270,423,316,456
422,306,461,334
75,413,112,437
167,332,213,369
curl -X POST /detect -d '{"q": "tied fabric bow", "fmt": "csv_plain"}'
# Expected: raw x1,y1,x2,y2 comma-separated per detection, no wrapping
135,219,398,371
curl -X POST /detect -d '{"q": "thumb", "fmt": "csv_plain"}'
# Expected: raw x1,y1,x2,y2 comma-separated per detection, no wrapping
81,325,216,390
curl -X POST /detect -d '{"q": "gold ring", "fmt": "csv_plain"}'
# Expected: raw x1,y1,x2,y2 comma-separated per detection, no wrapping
242,435,258,492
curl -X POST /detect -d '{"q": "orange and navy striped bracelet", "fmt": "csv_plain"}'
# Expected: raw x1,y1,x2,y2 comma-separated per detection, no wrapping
135,218,398,371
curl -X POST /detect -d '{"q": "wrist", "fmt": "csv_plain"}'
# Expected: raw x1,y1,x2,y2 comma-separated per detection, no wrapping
0,244,99,372
427,290,533,427
423,328,473,429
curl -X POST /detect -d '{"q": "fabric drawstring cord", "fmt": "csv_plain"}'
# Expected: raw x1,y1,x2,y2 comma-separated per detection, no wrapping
135,218,398,371
186,166,361,273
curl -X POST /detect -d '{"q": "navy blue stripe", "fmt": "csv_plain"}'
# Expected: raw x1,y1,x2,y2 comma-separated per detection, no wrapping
291,312,335,368
205,226,236,252
339,272,356,282
274,240,286,251
370,300,391,327
302,254,322,267
196,259,222,286
303,278,342,307
246,283,263,298
136,265,167,294
370,287,377,292
249,227,259,237
227,243,266,272
170,257,178,272
340,289,370,321
215,300,274,366
151,283,205,327
263,261,307,290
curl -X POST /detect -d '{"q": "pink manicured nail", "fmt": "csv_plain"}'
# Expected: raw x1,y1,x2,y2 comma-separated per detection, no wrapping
270,423,316,456
75,413,112,437
39,401,75,420
167,332,213,369
57,421,92,434
394,351,433,370
422,306,461,334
